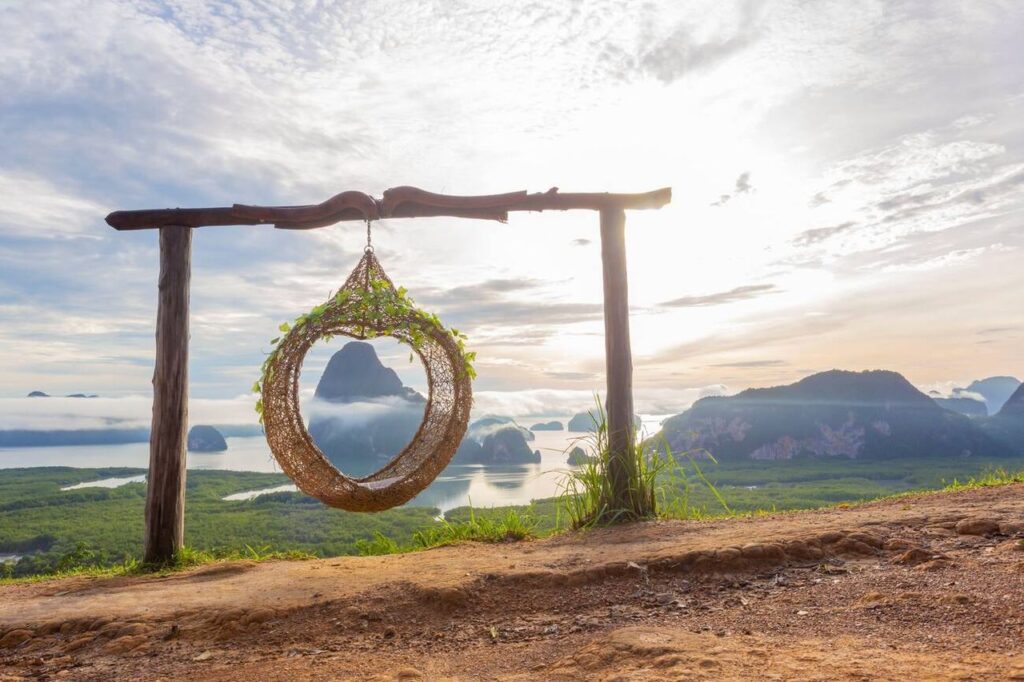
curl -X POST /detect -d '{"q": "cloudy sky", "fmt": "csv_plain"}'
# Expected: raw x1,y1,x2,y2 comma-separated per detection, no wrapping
1,0,1022,421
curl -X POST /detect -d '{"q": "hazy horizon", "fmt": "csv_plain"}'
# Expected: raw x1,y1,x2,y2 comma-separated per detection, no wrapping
2,356,1018,433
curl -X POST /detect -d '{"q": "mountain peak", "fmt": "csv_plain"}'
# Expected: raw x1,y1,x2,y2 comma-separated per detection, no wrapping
731,369,933,407
314,341,411,403
999,383,1024,417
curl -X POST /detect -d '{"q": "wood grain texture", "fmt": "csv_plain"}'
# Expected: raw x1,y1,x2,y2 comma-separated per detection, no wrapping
144,226,192,564
105,187,672,230
599,208,648,518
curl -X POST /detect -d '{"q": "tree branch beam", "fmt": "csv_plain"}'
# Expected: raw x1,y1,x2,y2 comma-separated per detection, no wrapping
105,186,671,230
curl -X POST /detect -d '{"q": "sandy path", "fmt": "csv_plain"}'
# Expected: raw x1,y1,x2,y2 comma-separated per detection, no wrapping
2,484,1023,680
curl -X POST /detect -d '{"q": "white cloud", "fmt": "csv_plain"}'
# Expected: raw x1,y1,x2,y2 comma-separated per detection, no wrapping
0,172,107,238
473,386,731,419
918,382,986,403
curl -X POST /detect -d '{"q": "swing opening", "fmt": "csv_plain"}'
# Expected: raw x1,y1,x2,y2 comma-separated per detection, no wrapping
258,244,474,512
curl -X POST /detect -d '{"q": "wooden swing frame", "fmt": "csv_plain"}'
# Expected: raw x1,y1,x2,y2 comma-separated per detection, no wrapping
106,185,672,564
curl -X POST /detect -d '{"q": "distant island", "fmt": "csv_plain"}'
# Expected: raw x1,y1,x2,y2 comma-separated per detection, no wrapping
530,421,563,432
187,425,228,452
568,410,641,433
453,423,541,465
455,416,540,464
468,416,535,442
566,446,593,465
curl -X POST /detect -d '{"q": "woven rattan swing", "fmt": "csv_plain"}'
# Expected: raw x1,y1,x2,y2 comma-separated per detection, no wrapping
259,223,473,512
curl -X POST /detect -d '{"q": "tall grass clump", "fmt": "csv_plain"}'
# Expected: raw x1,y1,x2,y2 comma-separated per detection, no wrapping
557,402,729,528
943,467,1024,491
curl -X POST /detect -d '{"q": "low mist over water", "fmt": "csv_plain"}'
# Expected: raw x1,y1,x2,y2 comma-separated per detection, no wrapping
0,421,666,512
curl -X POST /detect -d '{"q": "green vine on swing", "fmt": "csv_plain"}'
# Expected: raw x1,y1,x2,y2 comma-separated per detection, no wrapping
253,277,476,422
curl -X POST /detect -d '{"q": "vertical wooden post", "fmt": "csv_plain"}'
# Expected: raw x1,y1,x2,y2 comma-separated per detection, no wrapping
599,208,649,519
144,226,192,564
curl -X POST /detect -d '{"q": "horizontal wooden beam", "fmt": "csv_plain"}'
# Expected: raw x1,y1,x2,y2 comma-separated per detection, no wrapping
105,186,671,230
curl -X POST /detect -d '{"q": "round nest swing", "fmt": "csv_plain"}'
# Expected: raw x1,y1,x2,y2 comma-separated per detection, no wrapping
257,247,473,512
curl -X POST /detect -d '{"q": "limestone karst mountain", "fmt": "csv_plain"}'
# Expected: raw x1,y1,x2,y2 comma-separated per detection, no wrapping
308,342,538,473
452,418,540,464
998,383,1024,417
313,341,424,404
931,394,987,417
187,425,228,452
980,382,1024,455
960,376,1021,415
651,370,1012,461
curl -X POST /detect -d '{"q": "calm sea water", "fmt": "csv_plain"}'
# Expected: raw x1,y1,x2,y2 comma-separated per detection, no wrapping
0,419,664,513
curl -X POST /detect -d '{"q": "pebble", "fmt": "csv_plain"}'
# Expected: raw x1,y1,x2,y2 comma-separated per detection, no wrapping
63,635,95,653
955,517,1001,536
0,629,33,649
100,634,148,655
893,548,940,566
999,521,1024,535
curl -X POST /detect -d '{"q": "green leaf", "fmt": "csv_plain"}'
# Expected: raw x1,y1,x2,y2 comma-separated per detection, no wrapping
278,322,290,332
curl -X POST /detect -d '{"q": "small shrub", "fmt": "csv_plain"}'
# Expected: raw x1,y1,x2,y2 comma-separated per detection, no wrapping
558,400,730,528
55,542,103,572
413,508,537,548
356,532,402,556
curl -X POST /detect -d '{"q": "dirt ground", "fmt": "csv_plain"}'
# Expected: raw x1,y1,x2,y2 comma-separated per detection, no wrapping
2,483,1024,681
